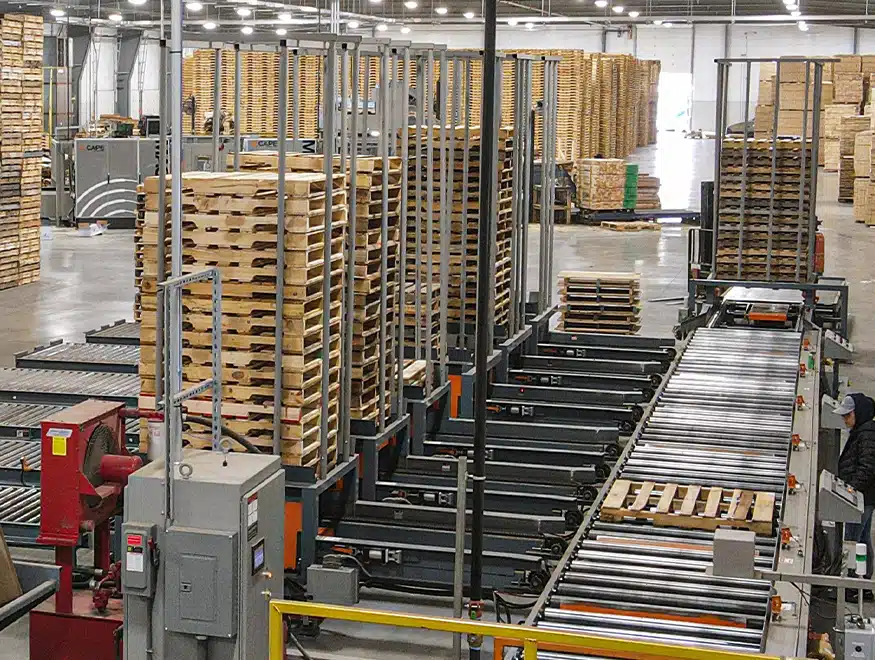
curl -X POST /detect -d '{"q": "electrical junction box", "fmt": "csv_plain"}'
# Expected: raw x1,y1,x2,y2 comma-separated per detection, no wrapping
845,617,875,660
123,448,283,660
712,528,757,579
307,564,359,606
120,523,157,597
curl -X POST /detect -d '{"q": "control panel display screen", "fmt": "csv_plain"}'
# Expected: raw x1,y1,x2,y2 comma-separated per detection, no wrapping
251,539,265,575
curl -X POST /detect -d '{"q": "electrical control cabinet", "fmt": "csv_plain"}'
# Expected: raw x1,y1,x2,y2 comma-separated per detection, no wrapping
123,449,283,660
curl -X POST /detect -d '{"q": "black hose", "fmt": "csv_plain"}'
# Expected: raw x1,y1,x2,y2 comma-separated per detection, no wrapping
182,415,263,454
113,625,123,660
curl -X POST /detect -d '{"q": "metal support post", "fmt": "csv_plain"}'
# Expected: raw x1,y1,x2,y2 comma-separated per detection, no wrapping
736,61,752,280
397,46,410,416
155,39,168,406
452,454,468,660
414,54,424,364
211,46,222,172
425,48,436,390
379,46,390,431
766,61,781,281
273,43,289,457
362,56,371,152
460,58,472,349
519,60,530,329
712,61,728,266
438,49,449,381
233,44,241,171
342,45,357,460
291,51,300,142
808,63,823,282
448,57,459,341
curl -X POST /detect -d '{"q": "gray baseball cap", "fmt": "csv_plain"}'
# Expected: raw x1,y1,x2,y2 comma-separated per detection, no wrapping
834,395,856,416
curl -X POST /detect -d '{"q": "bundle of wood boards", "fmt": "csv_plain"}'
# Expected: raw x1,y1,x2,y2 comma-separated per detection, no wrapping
839,156,856,203
138,171,347,468
636,174,661,210
856,130,873,221
855,177,870,222
0,14,42,291
558,271,640,335
717,137,813,281
574,158,626,210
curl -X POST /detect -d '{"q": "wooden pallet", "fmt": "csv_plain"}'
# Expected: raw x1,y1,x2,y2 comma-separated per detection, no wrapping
599,220,661,232
600,479,776,535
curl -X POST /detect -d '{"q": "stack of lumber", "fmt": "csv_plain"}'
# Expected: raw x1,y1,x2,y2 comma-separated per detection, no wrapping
636,174,662,210
833,55,865,106
138,171,347,468
574,158,626,210
557,271,641,335
753,60,828,143
823,105,862,170
855,130,873,221
839,115,869,203
405,126,514,334
717,137,813,281
0,14,42,291
403,281,439,350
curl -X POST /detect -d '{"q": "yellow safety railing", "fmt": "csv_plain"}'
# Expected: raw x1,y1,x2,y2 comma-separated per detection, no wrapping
269,600,785,660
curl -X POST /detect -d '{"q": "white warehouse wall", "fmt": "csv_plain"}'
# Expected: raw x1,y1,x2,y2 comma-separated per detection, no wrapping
130,38,162,118
79,31,117,127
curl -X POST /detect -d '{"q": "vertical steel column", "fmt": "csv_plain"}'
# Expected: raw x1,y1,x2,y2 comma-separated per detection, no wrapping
796,62,812,283
344,45,360,461
472,0,498,644
155,39,168,406
233,44,241,171
338,45,350,457
438,49,449,379
712,61,728,270
766,60,781,281
320,44,337,478
291,51,300,142
508,58,520,335
543,59,557,310
379,46,390,431
807,62,823,283
340,48,349,173
460,58,472,350
489,56,501,346
518,60,530,329
273,43,289,458
389,48,400,415
362,56,371,152
425,48,436,389
447,57,459,344
212,46,222,172
736,61,752,280
414,54,424,365
397,46,410,415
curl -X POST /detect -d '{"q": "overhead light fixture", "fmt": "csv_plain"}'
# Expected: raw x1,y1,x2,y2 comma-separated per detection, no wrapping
507,17,518,24
628,9,639,16
653,18,662,23
108,12,123,21
404,0,418,7
241,25,254,33
786,3,798,9
664,21,672,26
464,10,475,18
185,1,202,10
376,22,388,30
347,19,360,27
594,0,607,7
790,9,800,15
277,11,291,20
276,27,287,34
435,6,448,13
203,20,217,28
612,4,624,11
300,5,318,11
368,0,382,4
128,0,147,5
49,7,65,16
525,21,534,28
798,19,808,30
236,6,251,16
401,25,411,32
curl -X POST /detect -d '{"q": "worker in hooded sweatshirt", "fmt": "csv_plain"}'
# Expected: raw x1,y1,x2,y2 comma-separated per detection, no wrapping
834,392,875,602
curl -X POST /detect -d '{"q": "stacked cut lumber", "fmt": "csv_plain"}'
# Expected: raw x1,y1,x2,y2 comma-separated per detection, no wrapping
839,116,869,203
0,14,42,291
574,158,626,210
822,104,862,171
855,130,873,221
636,174,662,210
557,271,641,335
839,156,856,203
403,281,439,350
717,137,813,281
405,125,514,334
138,171,347,468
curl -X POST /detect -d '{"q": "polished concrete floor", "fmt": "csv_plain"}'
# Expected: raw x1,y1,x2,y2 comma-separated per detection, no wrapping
0,132,874,658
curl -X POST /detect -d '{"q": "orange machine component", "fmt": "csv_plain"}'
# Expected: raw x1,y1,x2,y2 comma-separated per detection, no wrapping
284,501,303,569
558,602,745,629
815,232,825,274
449,374,462,418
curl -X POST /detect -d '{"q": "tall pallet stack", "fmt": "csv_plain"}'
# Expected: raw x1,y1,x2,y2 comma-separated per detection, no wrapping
823,105,860,171
717,137,813,281
138,171,346,468
854,130,872,221
0,14,41,291
406,126,514,334
557,271,641,335
839,115,869,203
574,158,626,211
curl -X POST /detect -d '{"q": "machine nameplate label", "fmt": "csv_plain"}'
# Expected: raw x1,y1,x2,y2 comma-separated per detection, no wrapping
247,493,258,540
48,428,72,456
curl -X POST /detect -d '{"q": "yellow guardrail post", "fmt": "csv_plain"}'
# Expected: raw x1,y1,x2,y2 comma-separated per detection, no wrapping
269,602,284,660
523,638,537,660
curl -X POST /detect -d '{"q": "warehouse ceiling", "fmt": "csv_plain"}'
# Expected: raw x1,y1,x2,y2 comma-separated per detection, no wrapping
2,0,874,32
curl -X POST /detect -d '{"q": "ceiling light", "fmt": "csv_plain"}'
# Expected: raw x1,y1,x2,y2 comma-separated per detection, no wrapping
663,21,672,26
347,19,360,27
108,12,123,21
507,17,518,24
401,25,411,32
376,22,388,30
464,10,475,18
524,21,534,28
594,0,607,7
404,0,418,7
798,20,808,30
236,6,251,16
203,20,217,28
790,9,800,15
277,11,291,20
628,9,639,16
786,3,798,9
49,7,65,15
276,27,287,34
241,25,253,33
300,5,318,11
435,6,448,13
368,0,381,4
128,0,147,5
653,18,662,23
612,5,624,11
185,1,202,10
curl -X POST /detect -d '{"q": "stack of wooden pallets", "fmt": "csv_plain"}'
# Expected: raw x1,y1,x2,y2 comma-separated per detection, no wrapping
138,171,347,468
574,158,626,210
854,130,872,221
0,14,42,291
717,137,813,281
636,174,662,210
557,271,641,335
839,115,869,203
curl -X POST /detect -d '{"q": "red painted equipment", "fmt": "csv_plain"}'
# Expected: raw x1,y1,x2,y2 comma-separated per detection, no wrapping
30,399,142,660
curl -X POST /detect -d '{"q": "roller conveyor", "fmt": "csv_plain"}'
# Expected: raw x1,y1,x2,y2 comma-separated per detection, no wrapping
15,342,139,374
0,368,139,406
0,402,138,445
84,320,141,345
527,326,802,656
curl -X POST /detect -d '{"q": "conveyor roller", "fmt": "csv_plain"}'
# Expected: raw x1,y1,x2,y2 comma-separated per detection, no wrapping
15,342,139,374
0,368,139,405
84,320,141,345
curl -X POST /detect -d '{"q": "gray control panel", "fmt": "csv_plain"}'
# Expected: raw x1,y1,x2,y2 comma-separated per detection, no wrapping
820,470,864,523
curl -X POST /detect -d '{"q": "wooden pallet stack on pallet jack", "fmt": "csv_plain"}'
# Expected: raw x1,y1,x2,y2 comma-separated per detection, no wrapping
557,271,641,334
138,171,347,468
717,137,813,281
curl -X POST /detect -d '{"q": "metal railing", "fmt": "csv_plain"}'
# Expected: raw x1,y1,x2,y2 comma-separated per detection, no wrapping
267,600,789,660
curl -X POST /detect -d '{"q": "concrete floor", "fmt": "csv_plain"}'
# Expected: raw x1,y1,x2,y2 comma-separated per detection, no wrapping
0,132,873,658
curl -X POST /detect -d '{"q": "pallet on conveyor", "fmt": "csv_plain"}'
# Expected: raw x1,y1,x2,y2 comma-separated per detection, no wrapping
536,342,676,364
84,320,141,346
0,368,139,406
15,341,139,374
